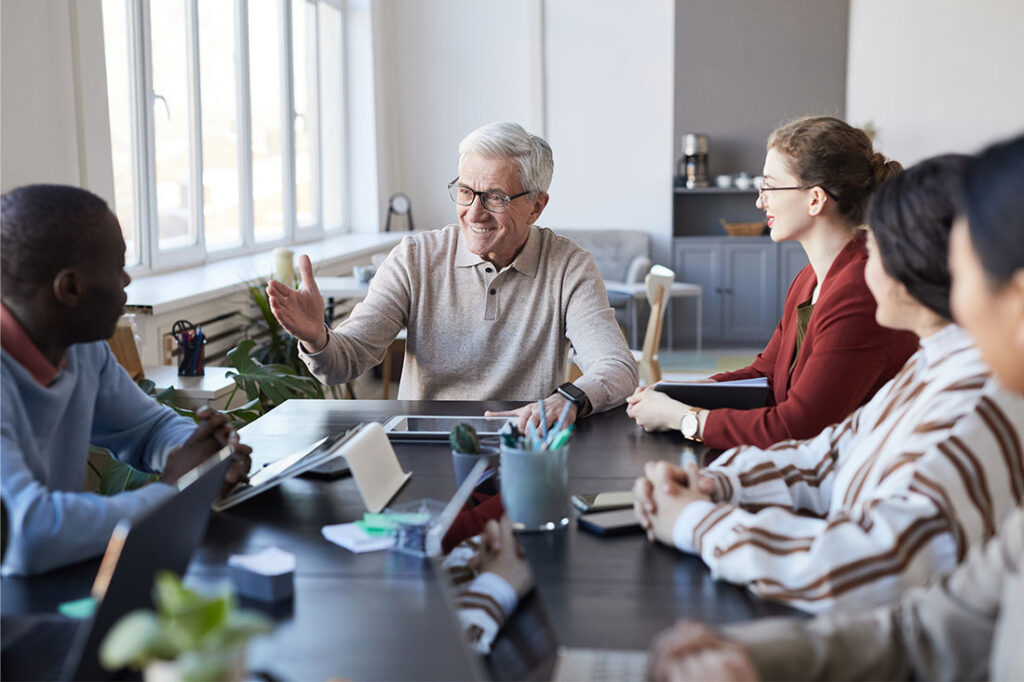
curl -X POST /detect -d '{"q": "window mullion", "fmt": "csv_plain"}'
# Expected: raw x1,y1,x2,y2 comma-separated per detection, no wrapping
186,0,207,261
310,0,322,235
137,0,159,271
236,0,255,250
280,0,297,243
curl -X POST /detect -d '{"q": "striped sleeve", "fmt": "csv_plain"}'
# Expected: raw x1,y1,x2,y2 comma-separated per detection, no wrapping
690,398,1023,613
703,409,859,515
720,506,1024,682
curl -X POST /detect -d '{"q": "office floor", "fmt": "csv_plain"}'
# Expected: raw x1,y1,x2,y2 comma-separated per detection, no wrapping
348,347,761,399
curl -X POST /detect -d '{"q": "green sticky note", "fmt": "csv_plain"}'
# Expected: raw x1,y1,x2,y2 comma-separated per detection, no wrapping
354,520,392,537
57,596,97,619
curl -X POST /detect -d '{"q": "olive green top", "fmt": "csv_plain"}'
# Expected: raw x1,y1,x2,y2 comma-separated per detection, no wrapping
790,298,815,373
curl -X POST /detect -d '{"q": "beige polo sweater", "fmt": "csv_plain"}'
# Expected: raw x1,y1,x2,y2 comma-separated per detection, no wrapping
300,225,638,412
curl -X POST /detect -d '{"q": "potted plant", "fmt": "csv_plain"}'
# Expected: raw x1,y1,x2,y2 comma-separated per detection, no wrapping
99,571,273,682
449,423,500,493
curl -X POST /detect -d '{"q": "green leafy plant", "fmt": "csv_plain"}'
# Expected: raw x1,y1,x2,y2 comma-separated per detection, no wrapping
450,422,481,454
88,447,159,495
100,571,273,681
224,339,321,413
242,275,346,400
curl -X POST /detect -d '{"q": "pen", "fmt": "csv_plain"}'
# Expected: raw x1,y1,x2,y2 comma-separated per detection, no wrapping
538,399,548,439
526,421,539,450
546,401,573,446
549,428,572,451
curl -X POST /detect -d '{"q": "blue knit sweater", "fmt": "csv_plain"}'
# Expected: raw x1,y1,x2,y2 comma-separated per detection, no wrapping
1,341,195,575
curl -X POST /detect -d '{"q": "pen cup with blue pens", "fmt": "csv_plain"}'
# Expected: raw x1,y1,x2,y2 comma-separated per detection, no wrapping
499,441,570,532
173,319,205,376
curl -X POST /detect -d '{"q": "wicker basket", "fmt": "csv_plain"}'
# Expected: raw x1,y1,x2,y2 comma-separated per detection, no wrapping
720,219,768,237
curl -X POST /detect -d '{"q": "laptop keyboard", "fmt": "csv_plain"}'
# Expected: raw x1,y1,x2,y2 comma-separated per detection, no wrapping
1,615,82,681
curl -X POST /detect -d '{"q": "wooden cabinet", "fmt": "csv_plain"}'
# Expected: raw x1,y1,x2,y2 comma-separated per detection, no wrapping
672,237,808,347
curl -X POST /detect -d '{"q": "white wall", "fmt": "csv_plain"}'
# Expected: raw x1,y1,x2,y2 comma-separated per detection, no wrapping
543,0,675,264
847,0,1024,164
378,0,675,262
383,0,541,231
1,0,83,191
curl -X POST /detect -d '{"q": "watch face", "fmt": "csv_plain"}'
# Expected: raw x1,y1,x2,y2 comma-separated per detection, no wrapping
681,413,698,437
557,383,586,406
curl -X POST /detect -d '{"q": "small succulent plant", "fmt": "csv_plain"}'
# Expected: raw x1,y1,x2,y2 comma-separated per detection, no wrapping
449,422,481,454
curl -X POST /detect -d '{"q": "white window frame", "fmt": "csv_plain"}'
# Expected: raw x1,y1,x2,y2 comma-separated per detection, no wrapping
106,0,343,276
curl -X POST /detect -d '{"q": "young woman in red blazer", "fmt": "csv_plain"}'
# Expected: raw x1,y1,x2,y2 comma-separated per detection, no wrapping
627,116,919,449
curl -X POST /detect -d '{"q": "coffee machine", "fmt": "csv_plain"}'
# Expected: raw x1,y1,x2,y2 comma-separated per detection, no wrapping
676,133,709,188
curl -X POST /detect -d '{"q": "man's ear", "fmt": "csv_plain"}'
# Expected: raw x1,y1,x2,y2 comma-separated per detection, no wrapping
1010,269,1024,350
807,186,829,217
52,268,81,306
527,192,550,225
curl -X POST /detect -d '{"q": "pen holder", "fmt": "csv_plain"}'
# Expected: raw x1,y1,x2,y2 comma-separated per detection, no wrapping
173,319,205,376
499,443,571,532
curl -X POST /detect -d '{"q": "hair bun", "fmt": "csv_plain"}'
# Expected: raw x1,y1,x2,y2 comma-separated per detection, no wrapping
872,152,903,186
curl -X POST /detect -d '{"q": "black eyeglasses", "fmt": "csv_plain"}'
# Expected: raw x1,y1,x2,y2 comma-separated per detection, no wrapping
758,184,839,203
448,178,533,213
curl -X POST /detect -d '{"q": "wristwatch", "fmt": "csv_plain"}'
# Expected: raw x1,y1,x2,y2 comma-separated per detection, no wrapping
555,382,590,416
680,406,705,442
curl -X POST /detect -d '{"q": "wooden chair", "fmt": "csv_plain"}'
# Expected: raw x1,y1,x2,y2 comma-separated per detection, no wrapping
632,265,675,386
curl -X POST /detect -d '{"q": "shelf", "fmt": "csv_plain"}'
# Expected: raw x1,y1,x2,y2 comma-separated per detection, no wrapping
673,186,758,194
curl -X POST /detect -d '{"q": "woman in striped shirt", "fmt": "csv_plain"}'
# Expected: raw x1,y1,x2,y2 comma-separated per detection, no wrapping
633,153,1024,614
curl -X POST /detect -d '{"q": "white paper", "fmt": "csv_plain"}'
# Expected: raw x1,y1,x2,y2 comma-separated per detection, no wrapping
321,522,394,553
227,546,296,576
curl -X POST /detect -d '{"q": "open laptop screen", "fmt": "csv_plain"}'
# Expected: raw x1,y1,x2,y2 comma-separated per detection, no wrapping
427,467,560,682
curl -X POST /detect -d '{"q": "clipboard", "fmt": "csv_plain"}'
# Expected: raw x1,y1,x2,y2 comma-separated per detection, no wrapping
214,422,411,513
213,429,359,511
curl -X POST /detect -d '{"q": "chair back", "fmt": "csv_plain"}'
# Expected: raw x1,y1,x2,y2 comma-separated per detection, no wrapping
107,322,145,381
638,265,674,385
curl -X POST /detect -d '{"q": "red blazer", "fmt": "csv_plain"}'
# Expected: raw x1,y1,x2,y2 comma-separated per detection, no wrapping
703,234,918,450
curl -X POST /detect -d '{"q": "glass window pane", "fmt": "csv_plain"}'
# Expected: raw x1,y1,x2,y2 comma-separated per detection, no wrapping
319,2,344,231
150,0,195,251
101,0,139,266
249,0,286,243
293,0,318,229
198,0,242,251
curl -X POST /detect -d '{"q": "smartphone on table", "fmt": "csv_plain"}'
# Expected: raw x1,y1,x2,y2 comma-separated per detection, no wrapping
577,508,643,536
571,490,634,514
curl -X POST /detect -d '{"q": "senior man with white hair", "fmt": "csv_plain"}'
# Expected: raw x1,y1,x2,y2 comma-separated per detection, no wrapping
267,121,638,428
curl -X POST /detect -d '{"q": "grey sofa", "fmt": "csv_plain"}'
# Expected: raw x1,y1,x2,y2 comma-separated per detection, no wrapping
554,228,653,325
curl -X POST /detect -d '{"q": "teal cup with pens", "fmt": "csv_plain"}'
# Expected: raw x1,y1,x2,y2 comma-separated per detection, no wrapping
499,441,570,532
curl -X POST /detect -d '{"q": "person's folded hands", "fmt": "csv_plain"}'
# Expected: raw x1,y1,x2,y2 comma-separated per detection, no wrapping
626,389,688,432
637,461,713,545
647,620,758,682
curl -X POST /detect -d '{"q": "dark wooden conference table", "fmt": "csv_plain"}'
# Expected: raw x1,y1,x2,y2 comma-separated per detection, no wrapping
3,400,799,680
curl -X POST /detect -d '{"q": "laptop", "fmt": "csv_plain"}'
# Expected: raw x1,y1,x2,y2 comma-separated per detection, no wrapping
1,448,232,681
426,469,649,682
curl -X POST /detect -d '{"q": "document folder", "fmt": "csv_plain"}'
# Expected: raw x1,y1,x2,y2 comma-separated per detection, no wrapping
652,377,769,410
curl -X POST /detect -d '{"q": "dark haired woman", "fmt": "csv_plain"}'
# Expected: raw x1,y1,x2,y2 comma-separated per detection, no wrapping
645,133,1024,682
633,153,1024,613
628,116,919,449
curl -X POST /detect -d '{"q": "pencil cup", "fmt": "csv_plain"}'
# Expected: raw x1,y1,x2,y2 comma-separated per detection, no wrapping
499,443,570,532
451,445,500,495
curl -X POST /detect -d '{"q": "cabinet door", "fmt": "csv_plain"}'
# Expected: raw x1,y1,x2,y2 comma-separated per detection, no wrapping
721,241,778,344
673,239,722,344
778,242,810,320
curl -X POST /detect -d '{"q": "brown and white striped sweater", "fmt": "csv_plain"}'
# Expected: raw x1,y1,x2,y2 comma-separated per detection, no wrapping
673,324,1024,613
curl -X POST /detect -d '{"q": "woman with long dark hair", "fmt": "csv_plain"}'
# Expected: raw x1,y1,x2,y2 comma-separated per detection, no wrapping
646,134,1024,682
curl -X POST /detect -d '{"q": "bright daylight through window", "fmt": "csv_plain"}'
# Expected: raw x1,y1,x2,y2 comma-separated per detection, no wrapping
101,0,346,272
